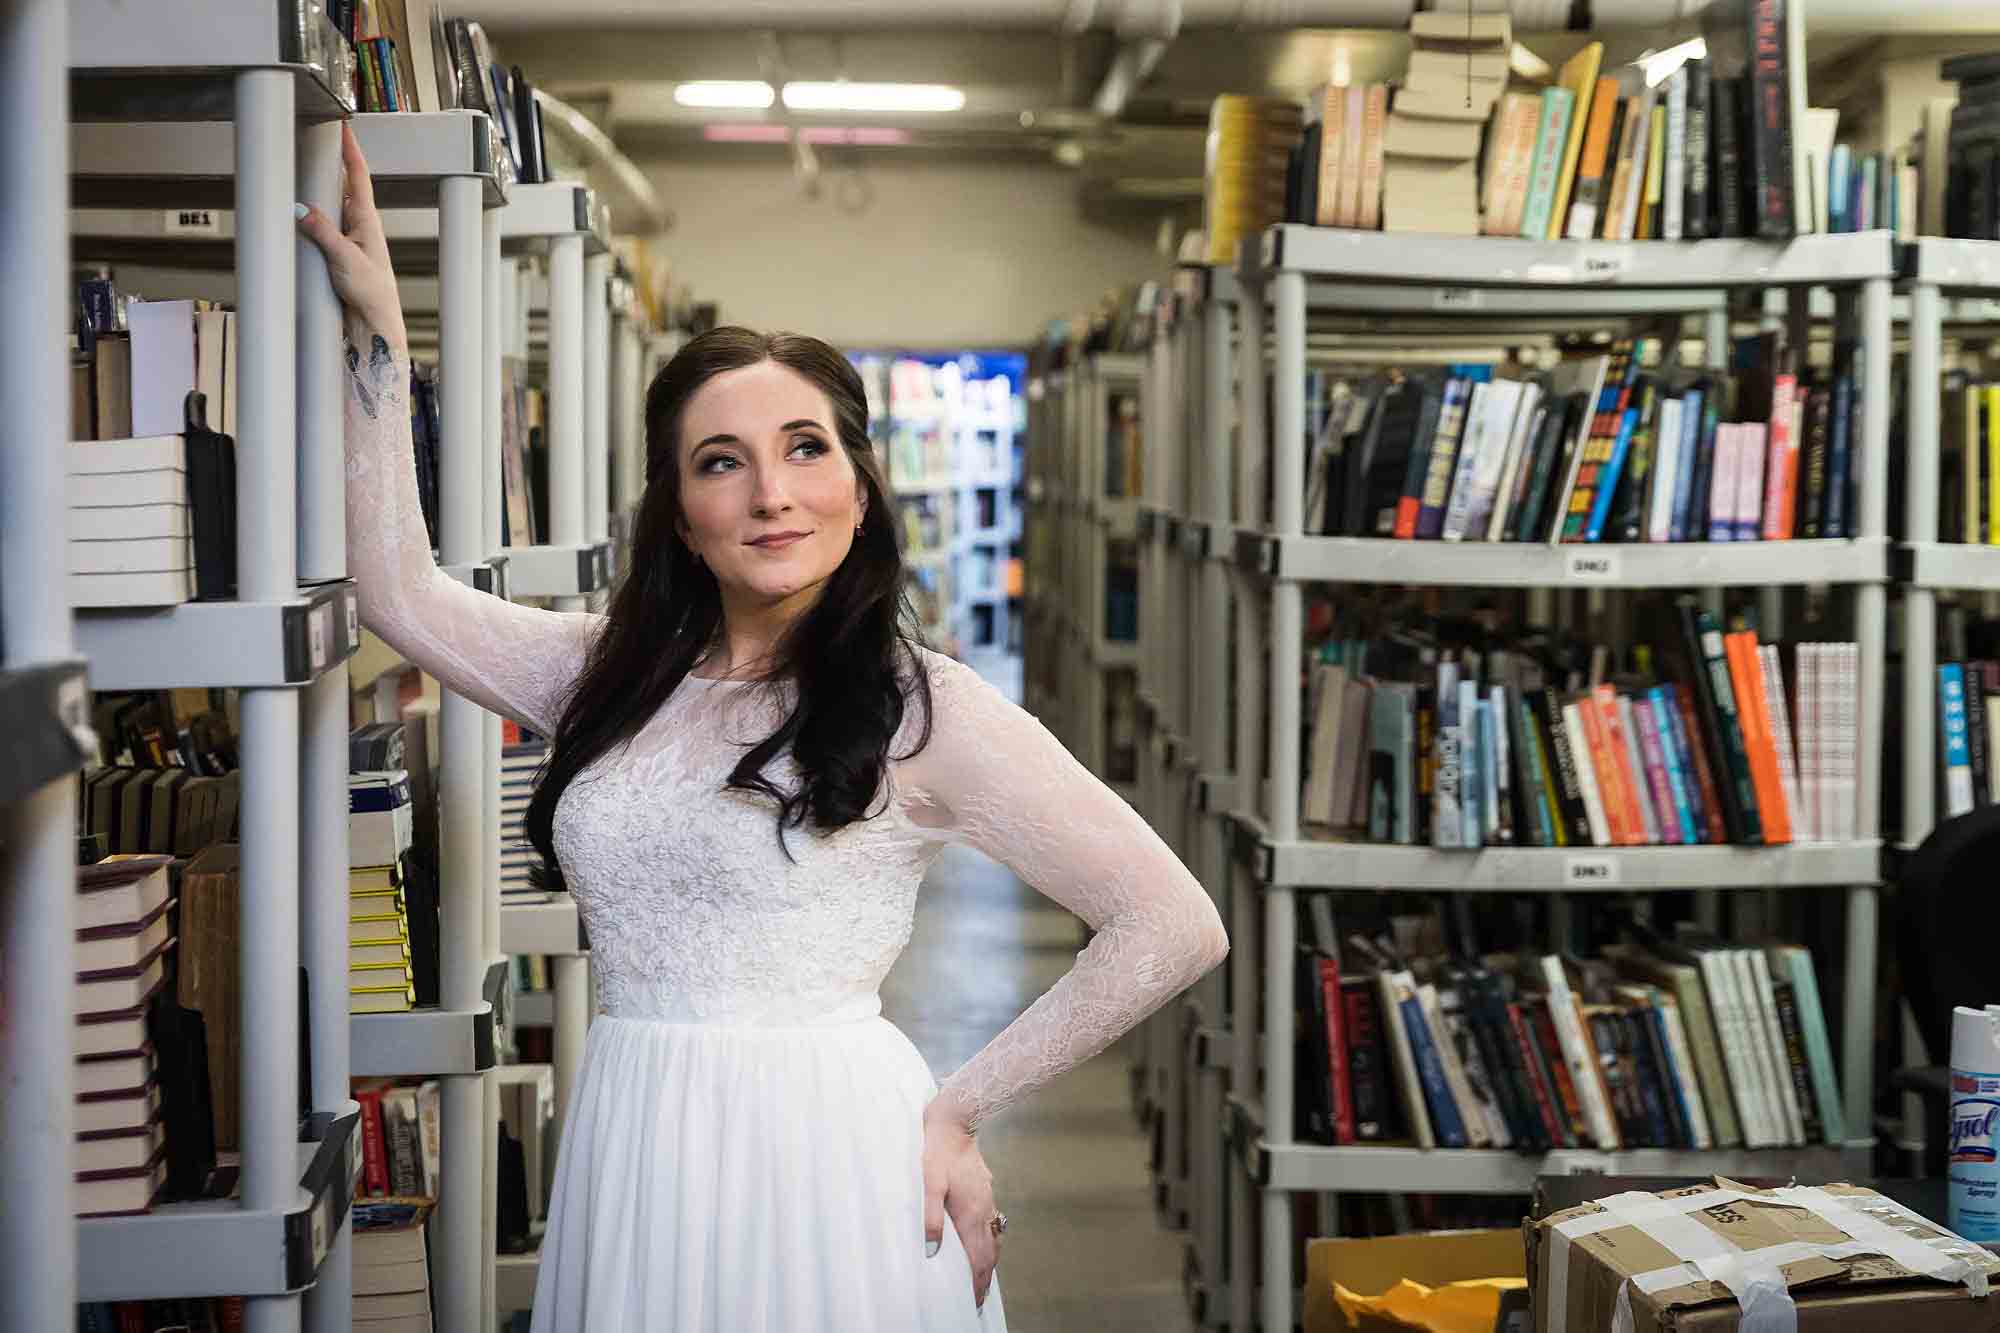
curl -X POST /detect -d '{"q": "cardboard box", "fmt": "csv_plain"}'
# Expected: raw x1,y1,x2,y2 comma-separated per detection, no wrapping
1305,1228,1528,1333
1526,1179,2000,1331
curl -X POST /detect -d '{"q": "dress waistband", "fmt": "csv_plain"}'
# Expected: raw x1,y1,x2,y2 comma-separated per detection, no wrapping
597,990,885,1029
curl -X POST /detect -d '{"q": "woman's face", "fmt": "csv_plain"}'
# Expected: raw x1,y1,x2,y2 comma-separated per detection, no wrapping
676,358,866,614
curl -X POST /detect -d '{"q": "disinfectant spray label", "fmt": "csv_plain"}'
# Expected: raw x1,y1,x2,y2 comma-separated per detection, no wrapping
1950,1069,2000,1240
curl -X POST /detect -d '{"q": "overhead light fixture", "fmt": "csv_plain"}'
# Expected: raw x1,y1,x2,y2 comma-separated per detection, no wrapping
674,81,775,109
703,124,912,146
780,82,965,113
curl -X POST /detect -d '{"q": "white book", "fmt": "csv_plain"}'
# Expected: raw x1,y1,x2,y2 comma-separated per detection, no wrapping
66,436,186,475
1707,424,1738,542
1561,701,1612,847
1457,379,1527,541
1539,957,1620,1150
68,569,193,608
125,299,197,439
1615,87,1657,242
1440,381,1494,542
1301,663,1346,826
67,469,186,508
1662,68,1688,241
220,310,239,438
1762,644,1803,842
1726,948,1790,1146
68,535,194,576
1649,395,1684,543
68,504,190,542
1439,986,1513,1148
1655,993,1714,1149
1484,382,1543,541
1842,644,1860,841
1746,948,1807,1144
1614,694,1662,845
1418,983,1492,1147
1733,424,1768,542
1376,970,1435,1148
1696,948,1771,1147
195,308,227,431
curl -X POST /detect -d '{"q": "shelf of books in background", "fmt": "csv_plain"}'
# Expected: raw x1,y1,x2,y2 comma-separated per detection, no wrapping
333,0,552,187
1224,0,1818,247
1929,609,2000,828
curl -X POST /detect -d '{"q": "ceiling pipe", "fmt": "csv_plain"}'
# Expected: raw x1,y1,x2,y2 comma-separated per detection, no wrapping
1092,0,1182,118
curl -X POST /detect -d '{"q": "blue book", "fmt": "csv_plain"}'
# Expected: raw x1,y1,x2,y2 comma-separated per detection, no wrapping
1584,406,1641,543
1829,143,1851,232
1516,695,1555,847
1669,387,1704,542
1400,992,1470,1148
1643,1003,1697,1146
1648,688,1700,844
1659,684,1714,842
1435,660,1464,848
1459,680,1484,849
1941,664,1975,817
1825,367,1854,540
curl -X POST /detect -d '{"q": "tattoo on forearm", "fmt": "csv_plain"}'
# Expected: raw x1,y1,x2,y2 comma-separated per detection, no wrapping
344,333,400,420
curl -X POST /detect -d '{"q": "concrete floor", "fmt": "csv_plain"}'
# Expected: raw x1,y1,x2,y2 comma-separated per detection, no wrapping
881,651,1199,1333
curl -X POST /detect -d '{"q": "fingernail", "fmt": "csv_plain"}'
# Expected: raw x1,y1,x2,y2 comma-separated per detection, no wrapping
292,202,309,220
925,1239,941,1259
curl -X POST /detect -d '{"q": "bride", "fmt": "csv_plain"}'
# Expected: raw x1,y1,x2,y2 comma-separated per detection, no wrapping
301,123,1228,1331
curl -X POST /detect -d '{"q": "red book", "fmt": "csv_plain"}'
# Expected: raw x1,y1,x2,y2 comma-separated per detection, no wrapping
1507,1000,1567,1147
1671,682,1730,844
1761,368,1801,539
1532,1003,1588,1143
1316,955,1355,1144
354,1081,391,1197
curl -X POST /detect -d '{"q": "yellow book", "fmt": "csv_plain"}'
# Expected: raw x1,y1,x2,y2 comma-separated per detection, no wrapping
350,864,401,891
349,887,406,921
349,912,409,945
349,983,416,1014
1966,383,1983,544
1987,385,2000,547
353,938,413,968
1543,41,1604,240
1638,105,1666,241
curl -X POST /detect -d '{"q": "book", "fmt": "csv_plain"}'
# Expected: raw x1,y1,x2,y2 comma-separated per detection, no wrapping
1544,43,1606,240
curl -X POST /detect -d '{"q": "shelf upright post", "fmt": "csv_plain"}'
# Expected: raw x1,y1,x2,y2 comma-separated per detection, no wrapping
294,115,353,1333
434,171,489,1333
549,232,587,608
585,250,612,607
0,2,76,1326
612,306,644,547
1262,265,1309,1333
1901,273,1944,1167
479,203,506,1333
234,66,305,1333
1843,272,1892,1155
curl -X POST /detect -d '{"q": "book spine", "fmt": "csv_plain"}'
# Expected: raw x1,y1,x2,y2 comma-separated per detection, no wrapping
1580,688,1633,845
1563,699,1613,847
1691,606,1764,842
1744,950,1806,1143
1510,688,1552,847
1707,423,1737,542
1584,403,1642,543
1669,679,1725,845
1612,692,1663,845
357,1087,388,1197
1519,89,1576,240
1713,77,1745,237
1341,978,1393,1140
1538,689,1592,844
1294,950,1335,1144
1317,956,1355,1143
1564,78,1620,240
1685,59,1712,238
1825,358,1855,539
1670,386,1705,542
1489,685,1514,845
1940,662,1975,817
1781,948,1847,1145
1589,1010,1641,1146
1663,68,1688,240
1649,688,1701,844
1440,384,1493,542
1699,951,1770,1146
1400,991,1467,1147
1726,630,1791,844
1393,385,1444,539
1633,695,1685,844
1761,372,1800,539
1473,975,1542,1147
1531,1003,1587,1145
1746,0,1796,237
1359,83,1388,230
1460,681,1485,848
1648,395,1683,544
1434,660,1464,848
1413,379,1469,539
1771,979,1824,1144
1440,993,1508,1147
1731,422,1767,543
1541,960,1621,1149
1672,968,1741,1147
1624,1008,1677,1146
1376,972,1434,1147
1656,996,1714,1148
1761,643,1805,837
1497,999,1555,1147
1799,383,1832,538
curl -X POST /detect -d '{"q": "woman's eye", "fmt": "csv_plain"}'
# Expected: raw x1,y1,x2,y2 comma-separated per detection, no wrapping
698,453,739,474
791,437,829,458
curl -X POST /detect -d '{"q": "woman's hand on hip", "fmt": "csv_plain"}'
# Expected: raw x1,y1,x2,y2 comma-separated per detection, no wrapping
294,120,408,355
921,1097,1000,1309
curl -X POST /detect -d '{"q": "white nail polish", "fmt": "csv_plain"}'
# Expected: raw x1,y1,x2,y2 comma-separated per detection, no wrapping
925,1239,941,1259
293,202,309,220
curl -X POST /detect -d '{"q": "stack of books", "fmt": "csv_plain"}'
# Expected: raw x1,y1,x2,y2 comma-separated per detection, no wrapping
74,854,175,1217
1299,598,1857,849
1202,94,1303,264
1943,52,2000,240
1380,6,1513,235
353,1214,435,1331
500,728,546,896
350,862,416,1015
65,437,194,608
1296,924,1845,1153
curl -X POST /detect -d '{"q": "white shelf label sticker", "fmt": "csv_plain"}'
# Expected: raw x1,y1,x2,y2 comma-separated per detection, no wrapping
1434,286,1484,310
1565,855,1620,886
1548,1150,1617,1176
1566,550,1623,582
164,208,221,236
345,594,359,644
309,603,331,670
1577,246,1633,280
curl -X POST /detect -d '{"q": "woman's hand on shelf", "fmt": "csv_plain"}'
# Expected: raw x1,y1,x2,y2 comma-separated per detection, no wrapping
296,120,409,357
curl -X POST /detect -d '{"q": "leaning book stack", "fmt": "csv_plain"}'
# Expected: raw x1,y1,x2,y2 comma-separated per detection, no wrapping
74,854,176,1217
350,770,417,1014
1381,8,1513,235
501,726,547,896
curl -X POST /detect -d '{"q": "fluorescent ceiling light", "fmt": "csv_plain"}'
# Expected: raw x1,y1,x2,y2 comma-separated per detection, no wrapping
674,81,774,109
781,82,965,113
703,124,913,146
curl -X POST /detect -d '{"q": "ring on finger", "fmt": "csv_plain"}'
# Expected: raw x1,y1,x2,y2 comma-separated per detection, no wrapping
989,1211,1008,1237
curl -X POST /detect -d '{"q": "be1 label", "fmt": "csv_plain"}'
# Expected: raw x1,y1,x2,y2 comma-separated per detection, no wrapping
1564,855,1619,886
163,208,221,236
1566,551,1622,582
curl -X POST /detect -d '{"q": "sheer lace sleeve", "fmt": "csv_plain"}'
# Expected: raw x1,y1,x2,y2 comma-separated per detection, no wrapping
896,652,1229,1132
343,334,601,736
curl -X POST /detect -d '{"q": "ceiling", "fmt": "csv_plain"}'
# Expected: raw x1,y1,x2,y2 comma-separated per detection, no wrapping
465,11,1991,230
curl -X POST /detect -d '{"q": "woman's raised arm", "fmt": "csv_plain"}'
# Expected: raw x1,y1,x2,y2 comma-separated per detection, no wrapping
300,124,601,737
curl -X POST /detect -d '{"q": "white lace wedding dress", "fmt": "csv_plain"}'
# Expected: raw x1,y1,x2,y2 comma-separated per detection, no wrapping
343,341,1231,1331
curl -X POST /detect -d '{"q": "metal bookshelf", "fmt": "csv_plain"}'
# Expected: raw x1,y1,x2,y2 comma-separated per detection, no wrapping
55,8,373,1330
1149,227,1899,1332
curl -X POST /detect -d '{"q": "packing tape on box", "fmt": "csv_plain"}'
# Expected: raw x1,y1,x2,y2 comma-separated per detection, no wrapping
1545,1185,1990,1333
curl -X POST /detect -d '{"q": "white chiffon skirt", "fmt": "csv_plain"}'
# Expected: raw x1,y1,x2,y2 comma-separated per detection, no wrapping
529,1012,1008,1332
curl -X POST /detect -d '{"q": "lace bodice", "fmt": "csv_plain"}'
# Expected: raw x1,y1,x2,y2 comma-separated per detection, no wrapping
343,342,1229,1130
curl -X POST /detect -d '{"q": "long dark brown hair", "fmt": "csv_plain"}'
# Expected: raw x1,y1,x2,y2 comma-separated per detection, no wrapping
523,328,931,874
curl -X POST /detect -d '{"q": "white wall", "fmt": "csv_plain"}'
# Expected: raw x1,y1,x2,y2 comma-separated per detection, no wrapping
641,157,1170,350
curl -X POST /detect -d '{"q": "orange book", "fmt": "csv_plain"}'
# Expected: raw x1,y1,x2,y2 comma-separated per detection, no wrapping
1761,363,1801,539
1725,631,1793,844
1578,689,1631,845
1592,685,1646,845
1315,86,1346,228
1483,91,1542,236
1563,77,1623,240
1358,83,1389,230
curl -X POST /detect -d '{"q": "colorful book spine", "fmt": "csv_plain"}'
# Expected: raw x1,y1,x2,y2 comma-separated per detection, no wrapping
1584,402,1642,543
1669,386,1705,542
1317,955,1356,1143
1941,662,1975,818
1400,988,1469,1147
1519,88,1577,241
1413,379,1471,540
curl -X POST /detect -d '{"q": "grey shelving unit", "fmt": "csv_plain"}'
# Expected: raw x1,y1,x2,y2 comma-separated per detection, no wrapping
60,6,369,1332
951,400,1021,652
1205,223,1893,1330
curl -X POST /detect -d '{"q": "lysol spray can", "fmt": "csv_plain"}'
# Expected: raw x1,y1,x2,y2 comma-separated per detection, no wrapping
1949,1004,2000,1240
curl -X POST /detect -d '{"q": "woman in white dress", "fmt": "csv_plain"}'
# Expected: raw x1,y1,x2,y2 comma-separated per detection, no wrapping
301,124,1228,1331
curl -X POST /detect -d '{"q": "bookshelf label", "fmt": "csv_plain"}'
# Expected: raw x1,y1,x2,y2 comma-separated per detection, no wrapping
1547,1150,1617,1175
163,208,221,236
1434,287,1484,311
1566,551,1623,582
1577,246,1633,280
308,603,331,671
1564,855,1620,886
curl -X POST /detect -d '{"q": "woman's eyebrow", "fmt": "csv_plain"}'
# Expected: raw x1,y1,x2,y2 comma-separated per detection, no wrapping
696,419,827,449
